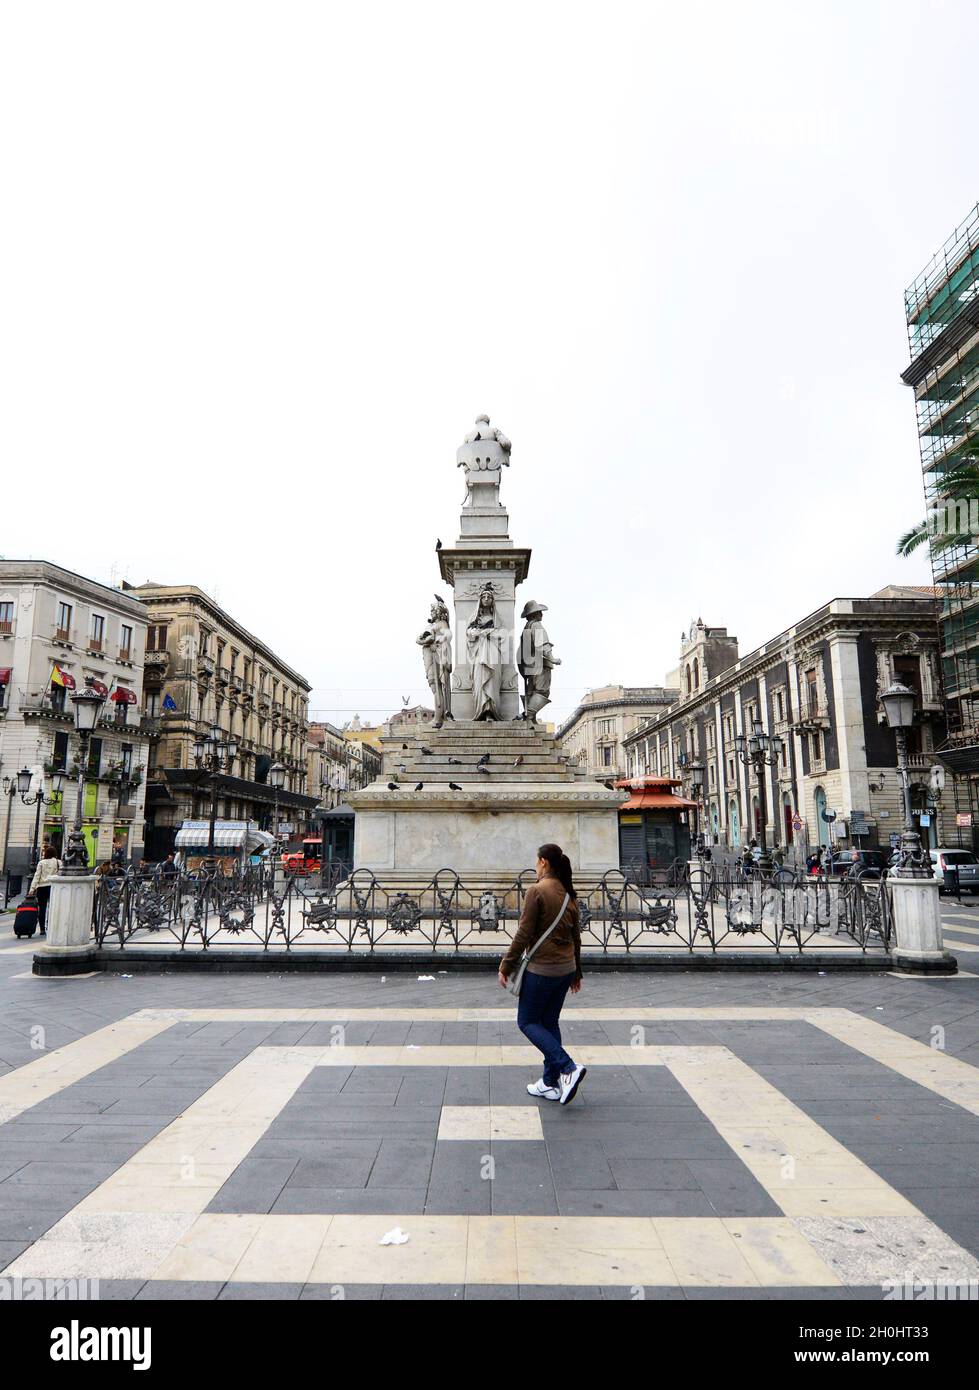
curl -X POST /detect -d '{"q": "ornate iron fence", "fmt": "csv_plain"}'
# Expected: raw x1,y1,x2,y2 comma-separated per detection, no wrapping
91,863,893,954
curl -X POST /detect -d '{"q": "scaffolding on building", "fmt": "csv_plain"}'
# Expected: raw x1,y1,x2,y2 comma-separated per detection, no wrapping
904,204,979,817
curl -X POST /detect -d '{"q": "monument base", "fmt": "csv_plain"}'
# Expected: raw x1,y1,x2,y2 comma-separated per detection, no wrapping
347,723,625,886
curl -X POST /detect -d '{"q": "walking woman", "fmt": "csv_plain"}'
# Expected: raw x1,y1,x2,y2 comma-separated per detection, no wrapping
498,843,586,1105
29,848,60,935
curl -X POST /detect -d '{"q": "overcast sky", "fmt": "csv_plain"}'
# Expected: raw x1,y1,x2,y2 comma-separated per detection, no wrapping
3,1,975,726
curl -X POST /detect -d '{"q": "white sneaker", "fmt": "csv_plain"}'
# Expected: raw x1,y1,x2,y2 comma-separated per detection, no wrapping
527,1079,560,1101
559,1065,587,1105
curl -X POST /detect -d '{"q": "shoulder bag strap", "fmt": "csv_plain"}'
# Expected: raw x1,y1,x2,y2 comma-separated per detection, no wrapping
522,892,570,964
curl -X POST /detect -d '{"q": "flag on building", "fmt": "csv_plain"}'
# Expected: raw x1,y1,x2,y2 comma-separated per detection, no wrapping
49,663,76,690
162,693,178,712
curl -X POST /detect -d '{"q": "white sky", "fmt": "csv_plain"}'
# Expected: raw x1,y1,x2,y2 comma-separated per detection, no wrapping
2,1,975,726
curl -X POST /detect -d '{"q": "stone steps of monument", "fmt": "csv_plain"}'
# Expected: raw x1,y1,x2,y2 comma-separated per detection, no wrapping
384,771,577,785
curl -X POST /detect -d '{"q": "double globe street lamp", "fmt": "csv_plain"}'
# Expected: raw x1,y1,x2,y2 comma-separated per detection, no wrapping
192,726,238,864
734,717,785,875
3,765,67,867
268,759,287,884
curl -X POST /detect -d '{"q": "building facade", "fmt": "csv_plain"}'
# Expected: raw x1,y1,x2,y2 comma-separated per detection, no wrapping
902,203,979,822
0,561,152,875
124,583,317,859
343,716,383,788
306,721,351,811
622,589,957,855
557,685,677,780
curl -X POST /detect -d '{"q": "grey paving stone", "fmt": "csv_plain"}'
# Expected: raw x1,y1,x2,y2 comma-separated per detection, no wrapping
426,1141,491,1214
207,1157,298,1214
465,1283,520,1299
136,1281,225,1299
546,1139,616,1190
368,1139,436,1189
88,1281,148,1300
0,1208,69,1240
519,1284,605,1299
288,1143,381,1189
219,1282,304,1299
271,1187,428,1216
488,1140,557,1215
603,1158,701,1191
0,1239,30,1264
381,1284,464,1299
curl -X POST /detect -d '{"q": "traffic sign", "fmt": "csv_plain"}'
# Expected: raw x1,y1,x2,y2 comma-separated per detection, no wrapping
791,813,803,832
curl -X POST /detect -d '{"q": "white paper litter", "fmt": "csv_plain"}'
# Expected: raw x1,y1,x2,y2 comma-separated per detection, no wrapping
417,974,435,981
379,1226,410,1246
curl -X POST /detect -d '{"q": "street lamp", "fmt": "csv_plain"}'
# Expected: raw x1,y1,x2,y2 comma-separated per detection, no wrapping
61,679,108,874
268,761,287,884
686,760,707,857
881,681,927,874
193,725,237,864
734,717,784,875
2,767,67,871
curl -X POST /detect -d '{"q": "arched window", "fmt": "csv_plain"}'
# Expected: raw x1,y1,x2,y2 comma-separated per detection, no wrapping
685,664,692,694
693,657,699,689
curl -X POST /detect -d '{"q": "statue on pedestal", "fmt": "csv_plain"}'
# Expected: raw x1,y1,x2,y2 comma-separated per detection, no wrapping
457,414,511,509
466,584,507,721
417,595,454,727
518,599,560,722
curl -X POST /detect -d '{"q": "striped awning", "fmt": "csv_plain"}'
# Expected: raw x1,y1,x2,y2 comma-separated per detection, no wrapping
175,821,250,850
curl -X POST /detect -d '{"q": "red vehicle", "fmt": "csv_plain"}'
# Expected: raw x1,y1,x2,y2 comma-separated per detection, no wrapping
281,837,323,876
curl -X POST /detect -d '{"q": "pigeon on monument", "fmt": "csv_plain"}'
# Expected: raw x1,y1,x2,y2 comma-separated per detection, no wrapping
476,765,490,776
447,756,462,765
448,782,463,791
513,755,524,767
387,782,400,791
420,747,434,756
414,782,424,792
476,753,490,766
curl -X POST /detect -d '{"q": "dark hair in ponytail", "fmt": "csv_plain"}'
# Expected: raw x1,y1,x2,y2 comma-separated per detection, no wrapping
537,843,577,901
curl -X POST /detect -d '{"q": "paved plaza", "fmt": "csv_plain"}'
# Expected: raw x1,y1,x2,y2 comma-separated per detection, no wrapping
1,904,979,1301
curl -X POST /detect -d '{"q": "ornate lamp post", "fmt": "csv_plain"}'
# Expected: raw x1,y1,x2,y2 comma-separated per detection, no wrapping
3,767,66,867
734,717,784,875
687,760,708,857
268,760,286,879
881,682,927,874
193,725,238,865
62,679,107,874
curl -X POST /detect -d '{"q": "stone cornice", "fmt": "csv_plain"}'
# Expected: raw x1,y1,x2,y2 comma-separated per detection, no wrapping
0,561,149,620
347,781,627,811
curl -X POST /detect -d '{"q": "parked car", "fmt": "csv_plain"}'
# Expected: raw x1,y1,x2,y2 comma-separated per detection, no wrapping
930,848,979,894
822,849,889,879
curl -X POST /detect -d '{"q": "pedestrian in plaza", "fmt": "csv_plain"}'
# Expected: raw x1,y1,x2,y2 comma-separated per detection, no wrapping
160,852,178,879
498,842,587,1106
29,849,60,935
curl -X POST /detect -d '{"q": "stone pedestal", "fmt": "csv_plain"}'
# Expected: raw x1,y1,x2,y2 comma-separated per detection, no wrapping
889,873,957,974
350,723,624,887
33,873,97,976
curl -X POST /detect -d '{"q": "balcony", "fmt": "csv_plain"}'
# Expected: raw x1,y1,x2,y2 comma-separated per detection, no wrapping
53,627,73,645
87,637,104,654
0,620,12,637
117,647,132,663
21,690,72,723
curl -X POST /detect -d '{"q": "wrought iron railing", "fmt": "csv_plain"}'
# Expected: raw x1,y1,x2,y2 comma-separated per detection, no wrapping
90,863,893,955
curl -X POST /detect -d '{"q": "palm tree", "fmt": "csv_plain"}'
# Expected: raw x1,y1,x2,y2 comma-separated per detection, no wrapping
897,447,979,559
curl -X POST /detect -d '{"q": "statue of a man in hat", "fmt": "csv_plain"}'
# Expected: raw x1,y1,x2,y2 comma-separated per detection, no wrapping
518,599,560,722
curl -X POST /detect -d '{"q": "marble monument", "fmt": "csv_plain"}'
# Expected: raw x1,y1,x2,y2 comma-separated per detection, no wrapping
347,416,625,885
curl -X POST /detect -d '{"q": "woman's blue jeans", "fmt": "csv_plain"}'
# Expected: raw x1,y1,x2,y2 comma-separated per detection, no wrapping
517,970,577,1086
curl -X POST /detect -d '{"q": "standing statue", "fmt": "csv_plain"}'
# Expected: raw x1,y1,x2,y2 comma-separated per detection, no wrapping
417,594,454,728
518,599,560,722
466,584,507,721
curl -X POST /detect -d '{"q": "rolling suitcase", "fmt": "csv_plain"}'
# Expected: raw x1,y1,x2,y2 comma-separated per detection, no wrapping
14,895,39,939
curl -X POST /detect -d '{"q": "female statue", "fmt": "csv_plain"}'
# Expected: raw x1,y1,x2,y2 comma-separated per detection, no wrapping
466,584,506,721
